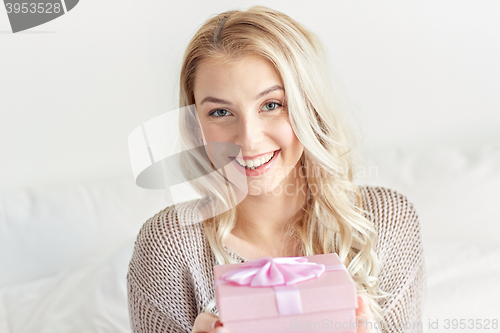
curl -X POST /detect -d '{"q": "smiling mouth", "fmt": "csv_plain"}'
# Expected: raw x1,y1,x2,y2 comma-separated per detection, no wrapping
233,149,280,170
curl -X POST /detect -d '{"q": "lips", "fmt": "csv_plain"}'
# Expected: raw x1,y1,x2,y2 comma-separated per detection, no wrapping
231,149,281,177
235,150,276,168
230,149,280,160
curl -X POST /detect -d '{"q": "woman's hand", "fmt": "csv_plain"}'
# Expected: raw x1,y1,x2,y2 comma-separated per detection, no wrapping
356,294,377,333
192,312,227,333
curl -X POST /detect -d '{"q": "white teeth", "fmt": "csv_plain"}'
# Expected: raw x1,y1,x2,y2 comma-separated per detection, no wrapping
235,151,276,169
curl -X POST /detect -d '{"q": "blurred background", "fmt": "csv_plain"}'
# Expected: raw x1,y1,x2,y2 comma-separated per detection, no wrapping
1,0,499,332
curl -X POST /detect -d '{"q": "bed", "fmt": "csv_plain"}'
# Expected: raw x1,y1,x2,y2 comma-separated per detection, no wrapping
1,145,499,332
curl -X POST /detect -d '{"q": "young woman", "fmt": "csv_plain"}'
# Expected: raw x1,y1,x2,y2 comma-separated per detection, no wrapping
127,6,425,333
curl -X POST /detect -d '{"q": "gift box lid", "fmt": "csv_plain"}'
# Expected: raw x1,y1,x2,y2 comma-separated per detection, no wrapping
213,253,357,323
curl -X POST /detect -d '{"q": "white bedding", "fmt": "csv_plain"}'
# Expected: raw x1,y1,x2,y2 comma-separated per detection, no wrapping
0,180,167,333
1,145,499,332
357,145,500,328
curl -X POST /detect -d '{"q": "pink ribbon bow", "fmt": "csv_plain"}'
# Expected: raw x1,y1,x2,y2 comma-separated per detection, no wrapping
220,256,326,287
217,256,346,316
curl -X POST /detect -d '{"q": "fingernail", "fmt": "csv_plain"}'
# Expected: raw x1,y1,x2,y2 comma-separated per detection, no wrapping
211,319,223,330
215,328,225,333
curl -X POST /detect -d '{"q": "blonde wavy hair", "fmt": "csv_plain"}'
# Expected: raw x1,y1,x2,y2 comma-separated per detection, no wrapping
178,6,385,321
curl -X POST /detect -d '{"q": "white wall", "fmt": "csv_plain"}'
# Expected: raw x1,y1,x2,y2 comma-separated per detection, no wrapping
1,0,499,189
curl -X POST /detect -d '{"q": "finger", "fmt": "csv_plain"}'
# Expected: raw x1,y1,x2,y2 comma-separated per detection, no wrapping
356,294,371,318
209,320,226,333
211,318,223,330
356,295,376,333
192,313,221,333
209,326,227,333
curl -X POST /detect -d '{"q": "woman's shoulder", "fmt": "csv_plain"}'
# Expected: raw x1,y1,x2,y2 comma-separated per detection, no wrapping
356,184,416,207
140,198,204,234
358,185,423,266
127,197,212,287
130,198,207,263
356,185,422,251
356,185,420,226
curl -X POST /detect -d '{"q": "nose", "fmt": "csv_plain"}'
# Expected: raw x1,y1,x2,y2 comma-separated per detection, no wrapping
233,114,263,152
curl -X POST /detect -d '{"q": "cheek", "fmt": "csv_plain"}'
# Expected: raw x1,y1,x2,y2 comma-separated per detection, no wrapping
198,123,238,167
272,120,302,155
199,122,229,145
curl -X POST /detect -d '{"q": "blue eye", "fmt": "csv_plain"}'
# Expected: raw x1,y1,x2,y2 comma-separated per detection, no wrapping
262,102,282,111
209,109,232,117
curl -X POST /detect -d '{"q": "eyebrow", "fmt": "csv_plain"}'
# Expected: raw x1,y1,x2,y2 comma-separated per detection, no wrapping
200,96,232,105
255,85,284,99
199,85,284,105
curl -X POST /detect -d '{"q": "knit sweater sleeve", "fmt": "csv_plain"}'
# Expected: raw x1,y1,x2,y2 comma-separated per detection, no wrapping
126,201,212,333
360,186,426,333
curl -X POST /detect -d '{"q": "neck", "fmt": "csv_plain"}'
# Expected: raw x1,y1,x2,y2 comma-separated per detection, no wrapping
233,170,308,249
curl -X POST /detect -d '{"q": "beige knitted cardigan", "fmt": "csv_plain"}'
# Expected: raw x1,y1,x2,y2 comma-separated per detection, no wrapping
127,185,426,333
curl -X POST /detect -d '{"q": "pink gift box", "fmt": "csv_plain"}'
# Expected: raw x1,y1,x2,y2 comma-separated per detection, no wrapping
213,253,358,333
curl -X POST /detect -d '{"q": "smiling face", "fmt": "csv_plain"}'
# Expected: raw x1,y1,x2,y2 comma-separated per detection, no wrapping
193,55,304,196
